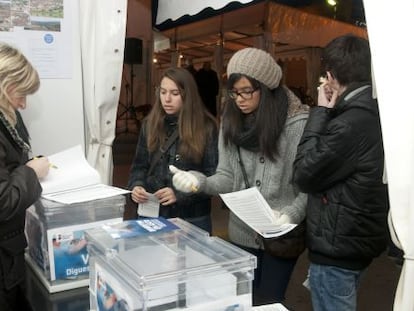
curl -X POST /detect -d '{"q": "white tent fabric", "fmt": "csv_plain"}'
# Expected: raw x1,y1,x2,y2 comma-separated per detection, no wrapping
79,1,127,185
363,1,414,309
157,2,366,103
155,0,254,24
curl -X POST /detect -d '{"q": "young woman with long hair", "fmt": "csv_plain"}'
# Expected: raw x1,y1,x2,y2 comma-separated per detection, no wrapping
127,67,218,233
171,48,309,305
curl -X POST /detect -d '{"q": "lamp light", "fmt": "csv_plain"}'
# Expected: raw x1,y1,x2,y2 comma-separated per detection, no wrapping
327,0,337,6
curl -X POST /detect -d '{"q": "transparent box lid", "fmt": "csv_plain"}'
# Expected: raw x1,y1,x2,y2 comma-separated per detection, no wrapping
85,218,257,290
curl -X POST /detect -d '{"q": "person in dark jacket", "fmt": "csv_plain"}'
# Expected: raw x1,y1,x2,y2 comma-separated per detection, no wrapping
0,43,51,310
127,67,218,233
293,35,389,311
195,61,220,116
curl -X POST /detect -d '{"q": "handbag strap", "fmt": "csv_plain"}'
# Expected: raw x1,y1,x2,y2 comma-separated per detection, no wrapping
237,146,250,188
148,129,179,176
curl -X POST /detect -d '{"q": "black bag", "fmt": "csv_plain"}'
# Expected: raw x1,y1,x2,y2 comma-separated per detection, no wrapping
126,129,179,220
236,146,306,259
262,220,306,259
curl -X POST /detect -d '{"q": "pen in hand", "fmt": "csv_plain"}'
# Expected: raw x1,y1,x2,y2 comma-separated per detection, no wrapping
34,156,58,169
49,163,58,169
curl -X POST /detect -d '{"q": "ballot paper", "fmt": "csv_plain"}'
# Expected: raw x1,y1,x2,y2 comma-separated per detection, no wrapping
253,303,290,310
40,145,130,204
219,187,297,238
138,192,160,217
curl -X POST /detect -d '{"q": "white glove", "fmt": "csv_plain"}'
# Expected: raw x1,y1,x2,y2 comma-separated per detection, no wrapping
169,165,200,193
273,213,291,226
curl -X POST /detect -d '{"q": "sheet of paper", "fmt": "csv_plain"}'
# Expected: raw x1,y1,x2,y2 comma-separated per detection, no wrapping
42,183,130,204
40,145,101,195
253,303,290,311
219,187,297,238
138,193,160,217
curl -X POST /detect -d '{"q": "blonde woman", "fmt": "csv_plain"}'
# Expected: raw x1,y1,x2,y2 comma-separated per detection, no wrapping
0,43,50,310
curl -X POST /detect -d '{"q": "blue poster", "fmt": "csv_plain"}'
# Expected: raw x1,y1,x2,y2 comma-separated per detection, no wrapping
47,218,123,281
102,217,179,239
94,262,137,310
51,229,89,280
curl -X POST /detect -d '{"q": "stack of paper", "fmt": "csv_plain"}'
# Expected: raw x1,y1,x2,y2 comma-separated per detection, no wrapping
40,145,130,204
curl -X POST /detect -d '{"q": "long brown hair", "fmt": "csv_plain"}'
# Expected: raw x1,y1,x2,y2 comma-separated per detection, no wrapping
146,67,217,163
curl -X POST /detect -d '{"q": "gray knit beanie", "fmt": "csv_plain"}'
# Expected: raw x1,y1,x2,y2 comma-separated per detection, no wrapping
227,47,282,90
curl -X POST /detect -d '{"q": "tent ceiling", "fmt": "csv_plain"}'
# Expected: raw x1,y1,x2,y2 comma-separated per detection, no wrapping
153,2,366,67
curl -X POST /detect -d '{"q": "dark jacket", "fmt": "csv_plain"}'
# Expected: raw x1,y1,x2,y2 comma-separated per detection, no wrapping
195,68,219,116
128,117,218,218
0,111,42,290
293,84,389,270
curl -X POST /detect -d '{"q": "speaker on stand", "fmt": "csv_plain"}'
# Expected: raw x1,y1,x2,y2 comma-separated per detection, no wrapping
117,37,143,135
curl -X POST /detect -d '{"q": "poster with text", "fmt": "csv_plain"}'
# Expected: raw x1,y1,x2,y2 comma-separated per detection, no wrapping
0,0,73,78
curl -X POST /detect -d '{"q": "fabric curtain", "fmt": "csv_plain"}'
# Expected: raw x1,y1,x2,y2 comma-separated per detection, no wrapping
79,0,127,184
363,0,414,309
155,0,254,25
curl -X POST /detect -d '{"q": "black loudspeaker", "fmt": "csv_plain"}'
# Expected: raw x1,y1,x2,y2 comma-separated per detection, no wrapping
124,37,143,64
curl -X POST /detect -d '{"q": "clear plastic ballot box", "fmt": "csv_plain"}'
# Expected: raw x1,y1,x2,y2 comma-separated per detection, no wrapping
85,218,257,311
24,195,125,293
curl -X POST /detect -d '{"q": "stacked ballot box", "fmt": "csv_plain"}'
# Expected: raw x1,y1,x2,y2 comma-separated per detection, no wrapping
25,195,126,293
85,217,257,311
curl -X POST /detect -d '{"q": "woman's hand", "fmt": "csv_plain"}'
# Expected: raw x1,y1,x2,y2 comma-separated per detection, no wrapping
272,210,292,225
154,187,177,206
26,157,50,179
169,165,200,193
131,186,149,203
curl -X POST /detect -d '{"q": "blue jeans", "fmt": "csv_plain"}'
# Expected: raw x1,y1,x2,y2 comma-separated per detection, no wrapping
309,263,364,311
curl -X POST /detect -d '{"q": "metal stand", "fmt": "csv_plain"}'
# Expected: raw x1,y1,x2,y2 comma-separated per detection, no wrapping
117,64,140,135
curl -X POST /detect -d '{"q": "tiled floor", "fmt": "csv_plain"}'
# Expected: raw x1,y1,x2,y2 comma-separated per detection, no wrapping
112,131,401,310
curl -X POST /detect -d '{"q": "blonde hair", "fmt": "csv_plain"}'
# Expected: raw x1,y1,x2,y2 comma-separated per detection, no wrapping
0,43,40,125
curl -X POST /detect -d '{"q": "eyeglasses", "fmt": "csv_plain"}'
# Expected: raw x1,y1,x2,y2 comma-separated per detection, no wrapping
227,88,258,100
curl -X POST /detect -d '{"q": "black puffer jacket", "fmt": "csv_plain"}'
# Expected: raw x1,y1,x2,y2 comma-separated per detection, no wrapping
293,84,389,270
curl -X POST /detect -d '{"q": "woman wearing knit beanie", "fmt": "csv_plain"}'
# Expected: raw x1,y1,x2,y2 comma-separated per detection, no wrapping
171,47,309,305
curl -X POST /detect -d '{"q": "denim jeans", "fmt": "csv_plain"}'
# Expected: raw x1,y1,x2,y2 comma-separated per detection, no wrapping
309,263,364,311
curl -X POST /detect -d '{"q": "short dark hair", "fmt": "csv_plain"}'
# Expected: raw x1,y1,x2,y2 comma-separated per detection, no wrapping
321,34,371,86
